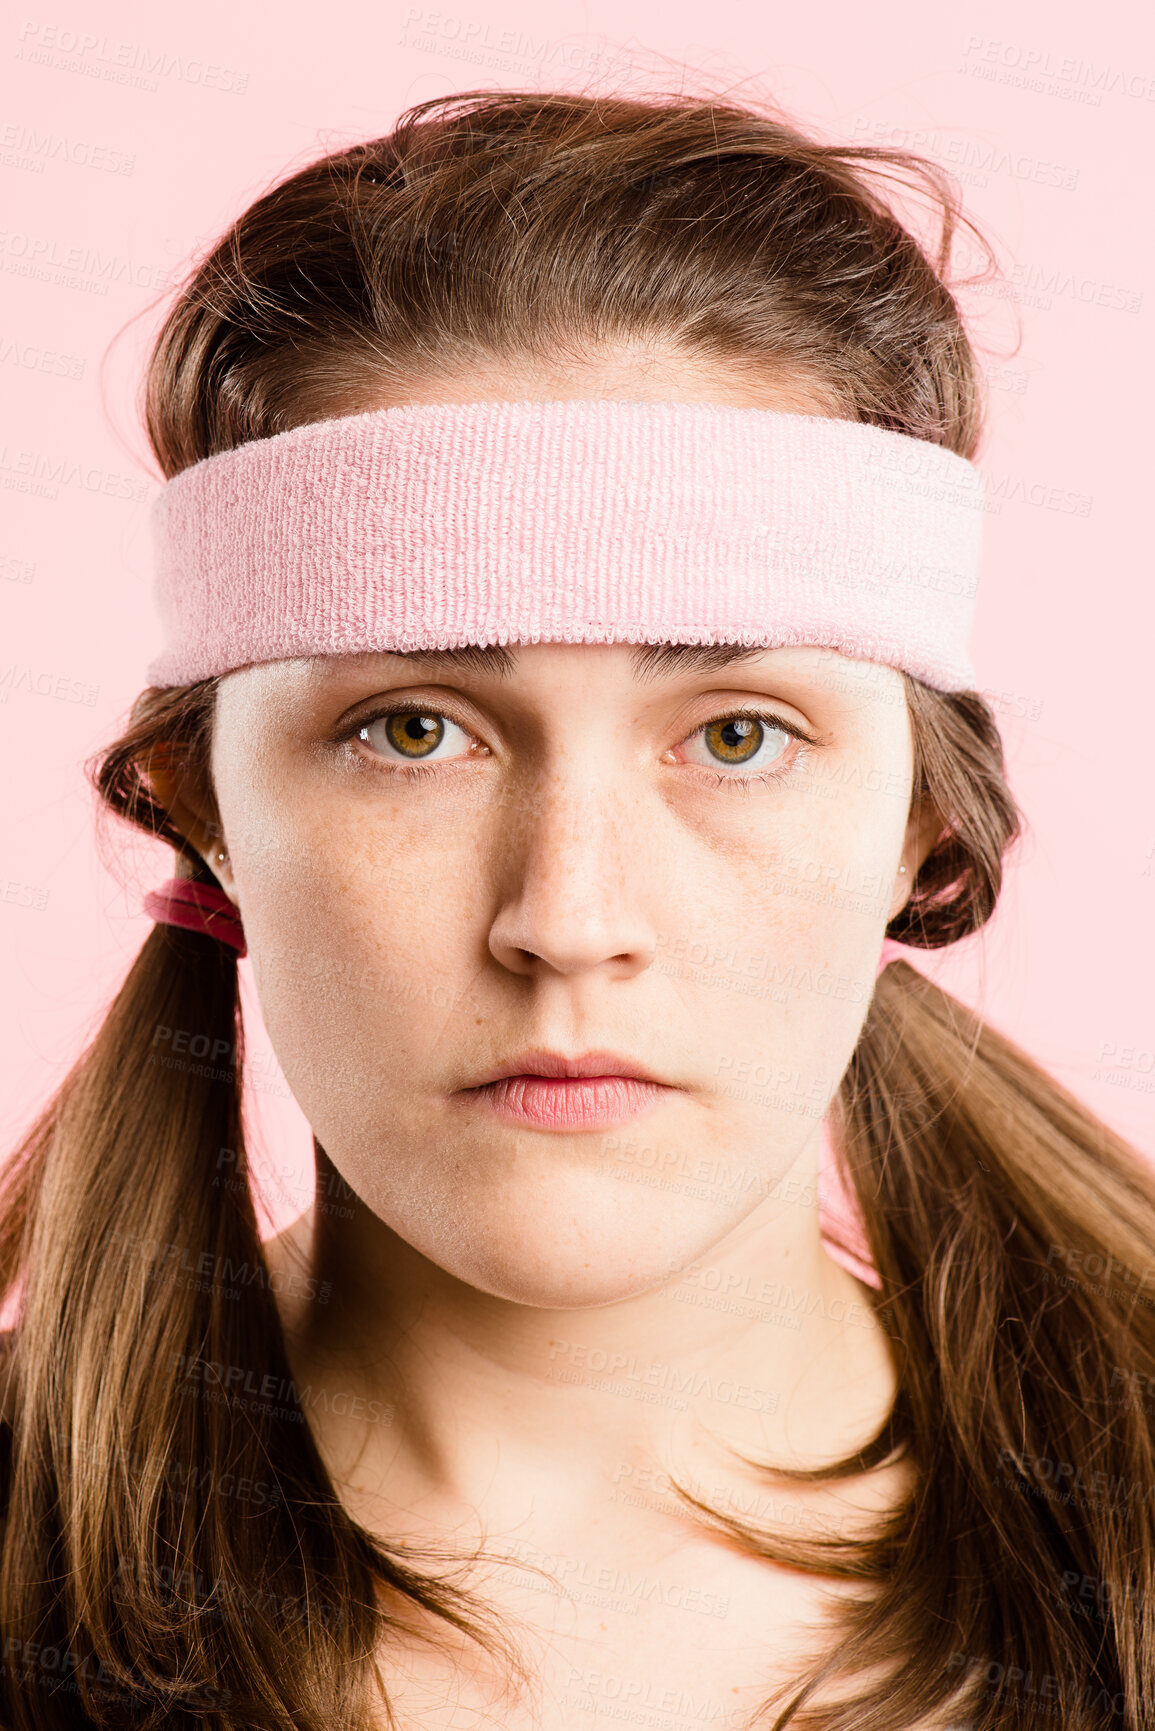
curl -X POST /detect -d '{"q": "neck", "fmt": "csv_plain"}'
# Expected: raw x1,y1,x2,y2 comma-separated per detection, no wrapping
264,1134,898,1547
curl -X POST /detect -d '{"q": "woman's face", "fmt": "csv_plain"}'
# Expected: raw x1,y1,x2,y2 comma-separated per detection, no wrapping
203,353,927,1311
209,633,921,1309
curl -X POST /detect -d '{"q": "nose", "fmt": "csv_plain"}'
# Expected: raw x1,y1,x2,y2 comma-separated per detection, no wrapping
486,763,660,981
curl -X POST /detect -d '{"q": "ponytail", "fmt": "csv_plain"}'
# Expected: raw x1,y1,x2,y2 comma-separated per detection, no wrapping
0,698,526,1729
663,687,1155,1731
824,966,1155,1731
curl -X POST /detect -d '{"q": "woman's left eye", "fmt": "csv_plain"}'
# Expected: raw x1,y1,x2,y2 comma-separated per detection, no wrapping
679,713,802,780
357,710,477,764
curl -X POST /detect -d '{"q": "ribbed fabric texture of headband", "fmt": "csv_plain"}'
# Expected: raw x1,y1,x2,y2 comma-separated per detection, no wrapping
146,400,984,691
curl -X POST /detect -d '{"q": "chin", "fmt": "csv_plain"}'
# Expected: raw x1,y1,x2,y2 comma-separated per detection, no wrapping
439,1250,684,1311
393,1173,747,1309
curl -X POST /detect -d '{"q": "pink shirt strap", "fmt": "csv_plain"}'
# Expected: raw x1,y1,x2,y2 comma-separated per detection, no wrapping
142,877,247,957
876,935,910,975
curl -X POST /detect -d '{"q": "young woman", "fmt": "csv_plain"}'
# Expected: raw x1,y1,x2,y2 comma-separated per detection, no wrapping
1,88,1152,1731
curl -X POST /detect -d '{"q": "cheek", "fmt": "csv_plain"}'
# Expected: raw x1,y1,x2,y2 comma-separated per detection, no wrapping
220,776,490,1139
657,784,900,1117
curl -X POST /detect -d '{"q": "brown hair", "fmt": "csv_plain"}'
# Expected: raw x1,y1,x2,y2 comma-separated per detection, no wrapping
2,87,1153,1731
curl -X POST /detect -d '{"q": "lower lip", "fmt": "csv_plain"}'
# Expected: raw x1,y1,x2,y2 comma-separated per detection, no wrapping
461,1074,669,1130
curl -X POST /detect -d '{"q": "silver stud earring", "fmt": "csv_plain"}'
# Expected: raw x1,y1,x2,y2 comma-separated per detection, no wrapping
899,865,908,874
216,849,228,864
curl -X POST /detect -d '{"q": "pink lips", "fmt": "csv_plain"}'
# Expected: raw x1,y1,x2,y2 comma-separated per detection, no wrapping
458,1049,672,1131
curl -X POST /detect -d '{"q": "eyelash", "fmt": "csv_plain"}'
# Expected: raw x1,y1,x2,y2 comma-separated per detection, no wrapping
341,704,816,789
683,708,815,791
339,708,475,785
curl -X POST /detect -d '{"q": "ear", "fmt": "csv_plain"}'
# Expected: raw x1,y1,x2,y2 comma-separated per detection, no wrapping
887,797,946,923
143,745,238,900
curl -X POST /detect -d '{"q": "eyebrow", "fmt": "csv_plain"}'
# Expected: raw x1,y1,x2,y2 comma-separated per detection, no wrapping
391,642,771,683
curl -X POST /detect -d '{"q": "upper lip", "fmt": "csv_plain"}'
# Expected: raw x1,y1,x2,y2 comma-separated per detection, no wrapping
467,1049,670,1087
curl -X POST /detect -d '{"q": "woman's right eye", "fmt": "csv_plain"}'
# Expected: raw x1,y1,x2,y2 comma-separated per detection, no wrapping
357,709,479,765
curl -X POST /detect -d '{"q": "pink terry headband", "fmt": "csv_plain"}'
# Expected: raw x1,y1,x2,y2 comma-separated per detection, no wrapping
146,399,983,691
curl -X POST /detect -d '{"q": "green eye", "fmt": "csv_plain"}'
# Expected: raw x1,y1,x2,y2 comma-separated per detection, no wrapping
702,716,766,764
382,712,445,758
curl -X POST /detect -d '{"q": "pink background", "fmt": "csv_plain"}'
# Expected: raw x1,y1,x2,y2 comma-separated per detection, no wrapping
2,0,1153,1235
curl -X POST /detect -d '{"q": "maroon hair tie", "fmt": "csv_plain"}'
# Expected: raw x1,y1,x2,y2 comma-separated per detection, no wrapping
143,877,247,957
